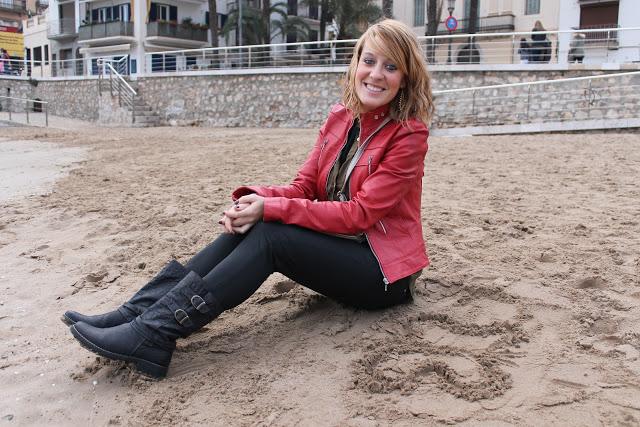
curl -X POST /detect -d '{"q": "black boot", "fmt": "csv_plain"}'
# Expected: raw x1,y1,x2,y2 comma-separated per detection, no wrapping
62,260,189,328
69,271,222,378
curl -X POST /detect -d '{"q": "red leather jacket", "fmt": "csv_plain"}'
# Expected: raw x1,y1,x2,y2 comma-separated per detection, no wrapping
232,103,429,285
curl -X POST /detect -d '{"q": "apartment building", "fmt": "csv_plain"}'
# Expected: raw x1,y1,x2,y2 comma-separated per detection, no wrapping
1,0,39,62
558,0,639,64
45,0,230,75
23,12,52,76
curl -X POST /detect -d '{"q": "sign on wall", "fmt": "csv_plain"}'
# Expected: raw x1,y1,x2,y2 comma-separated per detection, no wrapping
0,27,24,57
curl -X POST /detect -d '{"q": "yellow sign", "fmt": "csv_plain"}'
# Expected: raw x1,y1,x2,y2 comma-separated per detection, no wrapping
0,31,24,57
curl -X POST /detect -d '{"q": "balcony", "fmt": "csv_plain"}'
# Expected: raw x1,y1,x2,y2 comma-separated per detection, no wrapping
78,21,134,43
0,0,26,12
48,18,77,40
146,21,208,48
577,24,619,48
436,14,515,35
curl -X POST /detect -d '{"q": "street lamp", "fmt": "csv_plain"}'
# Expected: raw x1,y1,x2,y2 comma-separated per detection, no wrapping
447,0,455,65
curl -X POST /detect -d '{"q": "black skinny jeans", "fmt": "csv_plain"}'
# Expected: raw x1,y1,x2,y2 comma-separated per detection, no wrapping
184,221,413,311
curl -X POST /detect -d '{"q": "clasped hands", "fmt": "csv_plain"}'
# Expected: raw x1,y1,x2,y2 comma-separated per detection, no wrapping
218,194,265,234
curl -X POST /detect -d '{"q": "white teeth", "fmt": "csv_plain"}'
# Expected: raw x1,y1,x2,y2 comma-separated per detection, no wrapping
365,83,384,92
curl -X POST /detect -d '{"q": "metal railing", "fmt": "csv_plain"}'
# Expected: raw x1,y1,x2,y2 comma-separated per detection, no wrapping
1,27,639,79
0,95,49,127
97,57,137,122
48,18,78,39
0,0,25,12
147,21,208,42
78,21,134,41
436,14,515,34
432,71,640,129
144,26,640,73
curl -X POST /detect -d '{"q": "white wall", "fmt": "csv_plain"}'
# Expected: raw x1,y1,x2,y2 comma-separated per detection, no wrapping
617,0,640,63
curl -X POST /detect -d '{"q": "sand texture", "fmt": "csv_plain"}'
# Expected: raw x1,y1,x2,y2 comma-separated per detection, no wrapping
0,126,639,426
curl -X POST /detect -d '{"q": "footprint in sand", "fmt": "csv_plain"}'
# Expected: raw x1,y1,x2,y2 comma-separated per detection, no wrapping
575,276,606,289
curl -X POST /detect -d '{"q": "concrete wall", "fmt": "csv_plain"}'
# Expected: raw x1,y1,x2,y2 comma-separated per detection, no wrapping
0,69,635,128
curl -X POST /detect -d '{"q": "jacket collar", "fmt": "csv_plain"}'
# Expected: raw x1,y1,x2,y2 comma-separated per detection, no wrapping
357,104,392,142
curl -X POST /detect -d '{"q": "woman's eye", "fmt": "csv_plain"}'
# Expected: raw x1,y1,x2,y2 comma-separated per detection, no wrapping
363,58,375,65
385,64,398,71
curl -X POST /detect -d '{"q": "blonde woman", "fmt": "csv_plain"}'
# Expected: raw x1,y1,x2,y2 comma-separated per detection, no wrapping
64,19,435,379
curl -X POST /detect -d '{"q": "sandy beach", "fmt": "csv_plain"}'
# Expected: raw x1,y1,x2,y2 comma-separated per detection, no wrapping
0,125,639,426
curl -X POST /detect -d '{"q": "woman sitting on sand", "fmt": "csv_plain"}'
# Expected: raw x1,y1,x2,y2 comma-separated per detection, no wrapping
63,19,434,379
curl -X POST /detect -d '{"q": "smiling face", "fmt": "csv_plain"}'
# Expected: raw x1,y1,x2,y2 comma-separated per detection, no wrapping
354,41,405,113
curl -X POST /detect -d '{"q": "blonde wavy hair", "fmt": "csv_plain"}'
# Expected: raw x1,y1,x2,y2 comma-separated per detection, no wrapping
343,19,434,125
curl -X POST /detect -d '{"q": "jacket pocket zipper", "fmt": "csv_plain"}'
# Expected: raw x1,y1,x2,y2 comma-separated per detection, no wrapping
378,219,387,235
367,155,373,175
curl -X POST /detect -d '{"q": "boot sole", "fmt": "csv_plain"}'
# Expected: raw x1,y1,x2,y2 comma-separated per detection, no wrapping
69,325,168,379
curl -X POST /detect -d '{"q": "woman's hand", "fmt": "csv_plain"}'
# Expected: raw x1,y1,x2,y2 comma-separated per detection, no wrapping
218,202,249,234
223,194,264,234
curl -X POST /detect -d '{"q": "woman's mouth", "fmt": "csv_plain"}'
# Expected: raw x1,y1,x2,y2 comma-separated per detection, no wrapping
364,83,385,93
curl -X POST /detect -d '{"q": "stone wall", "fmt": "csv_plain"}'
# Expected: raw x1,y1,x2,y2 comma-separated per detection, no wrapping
0,78,100,121
135,70,622,129
0,70,632,128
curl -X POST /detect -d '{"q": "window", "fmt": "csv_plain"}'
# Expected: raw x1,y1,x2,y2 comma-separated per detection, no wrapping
149,3,177,22
34,46,42,63
414,0,424,26
525,0,540,15
119,3,131,22
44,45,49,65
464,0,482,18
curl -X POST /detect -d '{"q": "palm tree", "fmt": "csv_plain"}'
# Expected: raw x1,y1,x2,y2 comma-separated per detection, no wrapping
222,1,310,45
458,0,480,63
328,0,383,40
208,0,218,48
425,0,444,63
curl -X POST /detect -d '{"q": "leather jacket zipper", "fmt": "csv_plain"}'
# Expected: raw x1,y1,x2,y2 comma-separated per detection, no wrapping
365,233,390,290
367,155,373,175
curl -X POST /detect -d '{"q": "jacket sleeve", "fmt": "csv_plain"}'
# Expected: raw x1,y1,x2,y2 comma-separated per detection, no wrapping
231,123,326,201
262,126,428,235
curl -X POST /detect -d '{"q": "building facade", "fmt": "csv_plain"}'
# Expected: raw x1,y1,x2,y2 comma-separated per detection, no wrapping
558,0,640,64
45,0,231,75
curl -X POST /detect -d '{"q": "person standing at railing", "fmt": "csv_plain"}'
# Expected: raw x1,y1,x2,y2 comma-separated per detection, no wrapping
568,33,586,64
518,38,530,64
63,19,435,379
0,49,7,74
530,20,551,63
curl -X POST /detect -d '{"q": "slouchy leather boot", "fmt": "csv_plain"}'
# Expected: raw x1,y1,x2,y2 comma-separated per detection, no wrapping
62,260,189,328
69,271,222,379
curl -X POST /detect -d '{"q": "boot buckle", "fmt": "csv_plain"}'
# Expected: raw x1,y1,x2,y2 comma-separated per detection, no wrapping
174,309,193,327
191,295,209,314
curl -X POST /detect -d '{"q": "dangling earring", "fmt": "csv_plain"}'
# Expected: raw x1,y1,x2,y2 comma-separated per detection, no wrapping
398,90,406,111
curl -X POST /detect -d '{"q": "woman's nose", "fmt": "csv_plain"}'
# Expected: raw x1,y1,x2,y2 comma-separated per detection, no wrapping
369,65,384,80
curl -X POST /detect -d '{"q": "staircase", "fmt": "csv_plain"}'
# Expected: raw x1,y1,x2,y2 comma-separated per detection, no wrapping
127,81,160,127
97,59,161,127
